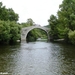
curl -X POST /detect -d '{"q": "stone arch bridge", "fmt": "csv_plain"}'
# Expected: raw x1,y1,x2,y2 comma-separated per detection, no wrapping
21,26,50,41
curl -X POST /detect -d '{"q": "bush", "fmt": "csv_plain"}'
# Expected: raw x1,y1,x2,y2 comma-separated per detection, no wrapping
9,21,21,43
0,21,11,44
0,20,21,44
68,30,75,45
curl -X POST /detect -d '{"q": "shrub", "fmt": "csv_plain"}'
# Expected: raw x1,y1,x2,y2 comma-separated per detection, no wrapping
0,20,21,44
0,21,11,44
68,30,75,45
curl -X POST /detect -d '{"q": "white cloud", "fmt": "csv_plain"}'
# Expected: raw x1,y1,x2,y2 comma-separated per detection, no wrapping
0,0,63,26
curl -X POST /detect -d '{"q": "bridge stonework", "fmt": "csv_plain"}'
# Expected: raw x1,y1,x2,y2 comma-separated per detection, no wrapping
21,26,50,41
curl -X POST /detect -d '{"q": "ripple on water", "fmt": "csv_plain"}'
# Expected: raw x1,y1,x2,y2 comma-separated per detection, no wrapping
0,41,75,75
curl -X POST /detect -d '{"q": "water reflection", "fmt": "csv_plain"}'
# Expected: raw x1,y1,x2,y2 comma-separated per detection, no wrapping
0,42,75,75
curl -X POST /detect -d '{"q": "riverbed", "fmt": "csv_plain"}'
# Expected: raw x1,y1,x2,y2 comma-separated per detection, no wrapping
0,41,75,75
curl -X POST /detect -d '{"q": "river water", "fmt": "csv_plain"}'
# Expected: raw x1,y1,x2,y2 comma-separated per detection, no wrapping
0,41,75,75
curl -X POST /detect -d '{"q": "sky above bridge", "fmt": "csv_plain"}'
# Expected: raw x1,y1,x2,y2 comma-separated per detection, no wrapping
1,0,63,26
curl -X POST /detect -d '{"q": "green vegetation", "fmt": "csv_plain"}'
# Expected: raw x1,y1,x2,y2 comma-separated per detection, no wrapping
26,29,47,42
68,30,75,44
21,18,35,27
0,2,18,21
0,21,21,44
48,0,75,45
48,15,59,41
0,2,21,44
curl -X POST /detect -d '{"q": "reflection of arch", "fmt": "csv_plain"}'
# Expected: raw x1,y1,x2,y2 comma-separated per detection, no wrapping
21,26,49,41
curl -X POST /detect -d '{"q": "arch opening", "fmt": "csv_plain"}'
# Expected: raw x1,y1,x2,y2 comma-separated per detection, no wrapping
26,28,48,42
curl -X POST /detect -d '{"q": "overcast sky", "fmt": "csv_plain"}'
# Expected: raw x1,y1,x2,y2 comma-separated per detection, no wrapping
1,0,63,26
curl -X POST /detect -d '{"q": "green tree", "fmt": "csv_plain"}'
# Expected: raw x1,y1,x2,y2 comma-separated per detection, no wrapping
0,2,8,21
0,2,19,21
21,23,27,27
48,15,59,41
68,30,75,44
21,18,35,27
26,18,35,26
7,8,19,21
0,21,21,44
57,0,75,41
9,21,21,43
0,21,11,44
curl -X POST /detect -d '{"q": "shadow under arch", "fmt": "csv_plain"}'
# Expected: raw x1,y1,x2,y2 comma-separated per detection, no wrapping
26,28,48,42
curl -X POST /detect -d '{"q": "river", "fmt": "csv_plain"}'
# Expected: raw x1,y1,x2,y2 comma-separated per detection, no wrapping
0,41,75,75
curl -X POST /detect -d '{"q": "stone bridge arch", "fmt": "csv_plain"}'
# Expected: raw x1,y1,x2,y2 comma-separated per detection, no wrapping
21,26,49,41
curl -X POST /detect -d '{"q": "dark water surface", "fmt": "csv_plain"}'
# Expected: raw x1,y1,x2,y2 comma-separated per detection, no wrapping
0,41,75,75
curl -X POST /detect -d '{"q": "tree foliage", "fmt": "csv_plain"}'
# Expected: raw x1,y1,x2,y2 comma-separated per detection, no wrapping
48,0,75,44
0,2,19,21
57,0,75,42
68,30,75,44
48,15,59,41
21,18,35,27
0,2,20,44
9,21,21,43
26,18,35,26
0,21,21,44
58,0,75,30
0,21,10,43
26,28,47,42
